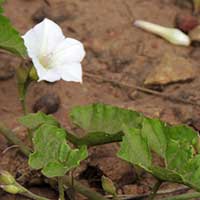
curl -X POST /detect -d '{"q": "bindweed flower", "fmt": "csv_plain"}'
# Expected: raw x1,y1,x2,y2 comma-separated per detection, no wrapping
23,18,85,83
134,20,191,46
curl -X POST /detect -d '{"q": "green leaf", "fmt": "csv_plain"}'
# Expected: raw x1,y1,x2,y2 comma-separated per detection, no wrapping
141,118,167,158
70,103,143,134
70,103,143,144
19,112,59,130
118,126,152,169
0,15,27,57
29,124,88,177
118,117,200,191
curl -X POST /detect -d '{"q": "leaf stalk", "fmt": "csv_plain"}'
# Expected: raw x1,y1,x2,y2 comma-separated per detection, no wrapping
58,177,65,200
149,179,163,200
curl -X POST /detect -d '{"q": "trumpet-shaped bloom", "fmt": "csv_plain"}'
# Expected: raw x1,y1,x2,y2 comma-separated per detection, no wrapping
23,18,85,82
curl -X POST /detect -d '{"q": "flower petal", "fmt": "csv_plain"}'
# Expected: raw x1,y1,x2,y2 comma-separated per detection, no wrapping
23,18,65,58
31,56,61,82
39,69,61,82
58,63,82,83
51,38,85,66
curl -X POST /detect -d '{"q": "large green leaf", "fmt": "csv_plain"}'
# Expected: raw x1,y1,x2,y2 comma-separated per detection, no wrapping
29,124,88,177
0,15,27,57
118,126,152,169
70,103,143,143
19,112,59,130
118,118,200,191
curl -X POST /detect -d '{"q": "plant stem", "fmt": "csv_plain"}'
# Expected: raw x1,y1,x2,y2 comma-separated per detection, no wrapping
63,175,108,200
21,188,50,200
162,192,200,200
0,122,31,157
113,194,121,200
20,97,27,115
22,190,50,200
58,177,65,200
66,131,123,147
149,179,162,200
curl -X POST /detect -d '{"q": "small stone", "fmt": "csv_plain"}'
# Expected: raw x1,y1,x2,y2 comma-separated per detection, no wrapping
175,14,198,33
144,53,197,86
128,90,139,100
189,25,200,42
33,93,60,114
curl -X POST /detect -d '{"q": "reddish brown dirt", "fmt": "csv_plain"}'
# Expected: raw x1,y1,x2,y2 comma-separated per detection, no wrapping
1,0,200,199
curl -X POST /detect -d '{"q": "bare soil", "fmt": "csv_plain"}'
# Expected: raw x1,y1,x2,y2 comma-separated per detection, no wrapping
1,0,200,199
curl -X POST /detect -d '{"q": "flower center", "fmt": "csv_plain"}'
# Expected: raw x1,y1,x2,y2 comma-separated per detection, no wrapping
39,54,53,69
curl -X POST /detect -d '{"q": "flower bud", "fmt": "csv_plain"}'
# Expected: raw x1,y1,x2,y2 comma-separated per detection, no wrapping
0,185,24,194
29,66,38,81
0,171,15,185
16,65,30,85
101,176,116,196
134,20,191,46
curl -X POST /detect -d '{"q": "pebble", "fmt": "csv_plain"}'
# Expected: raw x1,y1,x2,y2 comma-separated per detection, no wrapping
33,93,60,114
175,14,198,33
144,53,197,86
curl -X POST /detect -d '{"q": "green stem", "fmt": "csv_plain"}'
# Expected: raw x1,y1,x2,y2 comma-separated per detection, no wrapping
113,194,120,200
0,122,31,157
58,177,65,200
20,98,27,115
149,179,163,200
19,83,34,147
66,131,123,147
162,192,200,200
21,187,50,200
63,175,108,200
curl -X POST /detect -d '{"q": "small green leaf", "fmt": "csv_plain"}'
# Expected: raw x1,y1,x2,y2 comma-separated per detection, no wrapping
42,161,66,178
0,15,27,57
19,112,59,130
29,124,88,177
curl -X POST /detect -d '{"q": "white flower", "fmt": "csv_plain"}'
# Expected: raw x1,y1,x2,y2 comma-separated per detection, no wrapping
23,18,85,82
